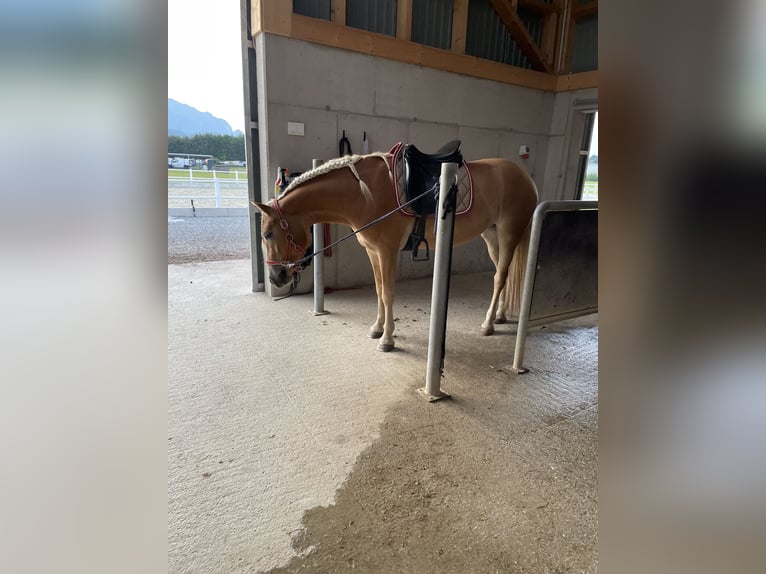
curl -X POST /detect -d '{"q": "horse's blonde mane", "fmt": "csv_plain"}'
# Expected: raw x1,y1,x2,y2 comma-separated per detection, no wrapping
282,152,390,200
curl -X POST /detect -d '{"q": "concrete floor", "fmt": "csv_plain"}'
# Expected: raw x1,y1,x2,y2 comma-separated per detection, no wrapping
168,259,598,573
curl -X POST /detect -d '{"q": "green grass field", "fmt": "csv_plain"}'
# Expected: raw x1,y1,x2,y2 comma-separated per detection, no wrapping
582,181,598,200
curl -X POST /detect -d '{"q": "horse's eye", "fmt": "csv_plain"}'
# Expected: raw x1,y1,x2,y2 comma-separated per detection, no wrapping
263,232,273,241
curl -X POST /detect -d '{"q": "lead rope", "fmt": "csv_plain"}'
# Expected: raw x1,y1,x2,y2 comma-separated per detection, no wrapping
254,180,443,301
281,183,440,270
272,272,300,301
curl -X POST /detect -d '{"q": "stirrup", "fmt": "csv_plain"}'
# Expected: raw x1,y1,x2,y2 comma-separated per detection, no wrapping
411,238,430,262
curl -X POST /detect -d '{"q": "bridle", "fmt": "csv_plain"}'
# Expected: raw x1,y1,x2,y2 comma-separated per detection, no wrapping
262,197,311,271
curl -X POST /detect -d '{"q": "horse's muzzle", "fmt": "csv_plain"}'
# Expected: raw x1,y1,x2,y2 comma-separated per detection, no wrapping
269,266,288,287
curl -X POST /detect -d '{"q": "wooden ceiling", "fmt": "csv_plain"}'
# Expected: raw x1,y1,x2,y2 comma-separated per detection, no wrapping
250,0,597,92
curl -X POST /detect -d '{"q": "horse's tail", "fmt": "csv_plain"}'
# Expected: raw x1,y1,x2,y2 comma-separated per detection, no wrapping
506,220,532,318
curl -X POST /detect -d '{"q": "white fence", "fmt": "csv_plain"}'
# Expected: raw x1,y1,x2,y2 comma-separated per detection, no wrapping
168,170,248,208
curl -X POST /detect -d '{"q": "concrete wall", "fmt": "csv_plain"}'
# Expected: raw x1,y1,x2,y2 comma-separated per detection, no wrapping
255,33,596,294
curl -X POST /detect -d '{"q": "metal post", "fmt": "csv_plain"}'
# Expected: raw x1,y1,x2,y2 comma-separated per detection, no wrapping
311,159,328,316
418,163,458,402
511,200,598,373
213,170,221,208
510,206,544,375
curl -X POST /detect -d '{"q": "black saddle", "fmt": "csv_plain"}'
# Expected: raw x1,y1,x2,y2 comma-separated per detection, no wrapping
401,140,463,260
403,140,462,216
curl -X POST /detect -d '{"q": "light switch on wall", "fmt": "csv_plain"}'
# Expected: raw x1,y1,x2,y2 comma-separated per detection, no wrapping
287,122,304,136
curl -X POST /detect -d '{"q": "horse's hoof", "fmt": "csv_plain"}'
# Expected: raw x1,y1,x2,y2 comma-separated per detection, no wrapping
494,316,507,324
377,342,394,352
368,330,383,339
480,325,495,336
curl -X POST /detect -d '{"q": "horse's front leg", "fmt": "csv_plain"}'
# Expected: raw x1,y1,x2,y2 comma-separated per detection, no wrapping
376,247,398,352
366,248,385,339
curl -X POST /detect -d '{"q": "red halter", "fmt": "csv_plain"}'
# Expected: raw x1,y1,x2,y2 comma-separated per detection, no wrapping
264,197,305,268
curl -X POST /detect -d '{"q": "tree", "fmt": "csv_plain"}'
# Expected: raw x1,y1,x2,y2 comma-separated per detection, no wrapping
168,134,245,161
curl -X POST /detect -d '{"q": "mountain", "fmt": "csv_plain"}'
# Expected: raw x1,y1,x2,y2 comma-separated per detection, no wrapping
168,98,240,137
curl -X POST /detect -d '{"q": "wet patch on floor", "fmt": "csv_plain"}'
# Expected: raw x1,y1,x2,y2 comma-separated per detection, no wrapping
267,319,598,574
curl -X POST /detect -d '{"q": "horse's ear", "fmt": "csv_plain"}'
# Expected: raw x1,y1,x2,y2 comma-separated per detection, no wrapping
252,202,274,217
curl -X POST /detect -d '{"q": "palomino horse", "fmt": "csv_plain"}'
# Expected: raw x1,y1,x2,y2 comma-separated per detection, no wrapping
254,150,538,351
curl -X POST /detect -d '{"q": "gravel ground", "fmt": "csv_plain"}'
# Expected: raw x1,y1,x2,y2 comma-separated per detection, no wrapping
167,215,251,264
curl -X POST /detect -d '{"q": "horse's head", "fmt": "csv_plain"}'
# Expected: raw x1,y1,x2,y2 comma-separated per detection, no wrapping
253,200,312,288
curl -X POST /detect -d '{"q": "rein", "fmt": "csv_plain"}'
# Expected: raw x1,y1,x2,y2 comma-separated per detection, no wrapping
252,184,439,271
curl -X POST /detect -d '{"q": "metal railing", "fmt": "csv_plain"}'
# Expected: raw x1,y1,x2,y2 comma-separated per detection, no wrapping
167,168,246,184
168,170,248,208
511,200,598,373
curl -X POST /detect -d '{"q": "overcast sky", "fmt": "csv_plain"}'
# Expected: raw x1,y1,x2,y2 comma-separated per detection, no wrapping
590,113,599,156
168,0,245,132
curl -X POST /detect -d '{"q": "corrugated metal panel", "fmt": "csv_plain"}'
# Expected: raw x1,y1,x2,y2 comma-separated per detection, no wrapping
571,15,597,72
293,0,331,21
466,0,543,69
346,0,397,36
411,0,453,51
518,8,543,49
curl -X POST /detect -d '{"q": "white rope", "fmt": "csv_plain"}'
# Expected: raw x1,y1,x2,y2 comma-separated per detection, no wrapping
282,152,389,200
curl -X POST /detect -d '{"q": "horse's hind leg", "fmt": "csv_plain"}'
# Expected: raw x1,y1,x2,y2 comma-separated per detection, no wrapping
480,258,511,336
365,248,385,339
481,227,510,326
480,228,522,336
495,280,511,324
484,229,513,324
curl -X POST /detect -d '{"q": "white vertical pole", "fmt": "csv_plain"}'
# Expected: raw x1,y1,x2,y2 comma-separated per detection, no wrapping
418,163,458,402
312,159,327,316
213,169,221,208
510,206,542,374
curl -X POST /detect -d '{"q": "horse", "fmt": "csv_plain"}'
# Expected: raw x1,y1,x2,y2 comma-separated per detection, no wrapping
253,148,538,352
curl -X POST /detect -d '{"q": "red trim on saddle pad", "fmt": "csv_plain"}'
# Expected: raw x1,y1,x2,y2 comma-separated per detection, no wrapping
389,142,473,217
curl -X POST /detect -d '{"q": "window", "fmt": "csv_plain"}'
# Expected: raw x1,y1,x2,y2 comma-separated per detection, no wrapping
293,0,331,21
346,0,398,36
411,0,453,51
576,112,598,200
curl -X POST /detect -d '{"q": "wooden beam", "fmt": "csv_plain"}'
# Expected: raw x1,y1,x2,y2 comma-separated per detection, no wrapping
397,0,412,41
540,10,559,69
261,0,291,35
289,13,557,91
332,0,346,26
563,0,577,73
249,0,262,37
555,70,598,91
573,1,598,20
451,0,469,54
488,0,552,73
